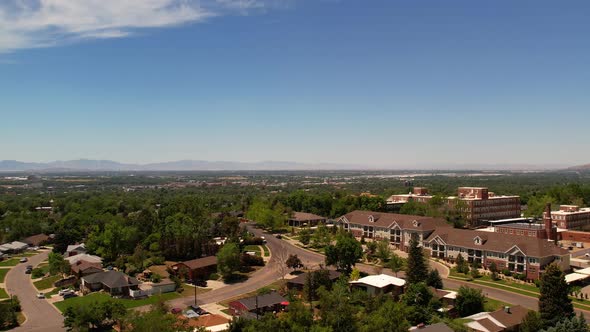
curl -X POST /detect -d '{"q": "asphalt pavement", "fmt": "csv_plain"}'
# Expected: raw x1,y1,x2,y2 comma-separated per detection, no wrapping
5,250,64,332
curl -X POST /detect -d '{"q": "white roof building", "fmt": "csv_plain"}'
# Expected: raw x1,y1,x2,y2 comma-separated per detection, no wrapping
65,253,102,265
66,243,87,254
350,274,406,288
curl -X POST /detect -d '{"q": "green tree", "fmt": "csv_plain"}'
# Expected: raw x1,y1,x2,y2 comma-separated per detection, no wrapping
48,252,71,277
520,311,543,332
286,254,303,271
318,281,357,332
541,314,589,332
489,261,499,281
325,232,363,274
455,286,485,317
311,224,332,248
63,299,126,331
455,254,469,274
360,298,409,332
387,253,405,277
350,268,361,281
426,269,443,289
299,229,311,246
124,301,195,332
539,263,573,328
375,240,391,262
217,242,241,280
406,236,428,284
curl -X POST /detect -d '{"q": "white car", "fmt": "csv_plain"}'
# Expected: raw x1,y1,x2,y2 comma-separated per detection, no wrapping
36,293,44,299
58,289,74,296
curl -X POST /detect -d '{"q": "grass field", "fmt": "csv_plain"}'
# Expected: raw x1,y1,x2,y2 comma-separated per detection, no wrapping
0,288,8,299
0,259,19,267
33,275,61,290
243,245,262,256
54,291,181,312
262,245,270,257
0,269,9,283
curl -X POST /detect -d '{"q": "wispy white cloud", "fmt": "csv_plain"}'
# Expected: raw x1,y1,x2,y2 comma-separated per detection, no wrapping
0,0,286,53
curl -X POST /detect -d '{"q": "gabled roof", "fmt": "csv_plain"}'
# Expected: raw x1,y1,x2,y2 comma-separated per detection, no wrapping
234,291,287,311
71,261,103,274
0,241,29,251
66,253,102,265
82,271,139,289
175,256,217,270
23,234,50,246
288,270,341,286
350,274,406,288
488,305,529,328
289,212,326,222
66,243,86,253
339,210,450,230
425,228,568,258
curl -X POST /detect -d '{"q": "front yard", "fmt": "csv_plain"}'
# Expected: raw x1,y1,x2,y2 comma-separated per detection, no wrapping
0,269,9,283
0,259,19,267
33,275,62,290
54,291,181,312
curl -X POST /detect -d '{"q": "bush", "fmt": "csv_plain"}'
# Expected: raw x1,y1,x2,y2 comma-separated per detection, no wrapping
150,273,162,283
243,237,264,246
31,268,45,279
208,273,219,280
240,253,264,267
501,269,512,277
150,256,165,265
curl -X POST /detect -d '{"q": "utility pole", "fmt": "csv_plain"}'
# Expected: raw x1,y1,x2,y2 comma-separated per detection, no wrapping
194,283,197,306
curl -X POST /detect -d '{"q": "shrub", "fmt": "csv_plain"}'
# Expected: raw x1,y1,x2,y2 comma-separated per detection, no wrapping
240,253,264,267
501,269,512,276
208,273,219,280
31,268,45,279
243,237,264,246
150,273,162,283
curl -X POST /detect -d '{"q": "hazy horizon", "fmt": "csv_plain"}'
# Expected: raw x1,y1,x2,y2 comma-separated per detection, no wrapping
1,1,589,166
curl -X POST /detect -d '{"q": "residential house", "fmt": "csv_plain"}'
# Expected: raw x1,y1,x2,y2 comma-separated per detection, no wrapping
22,234,51,247
338,210,451,251
229,291,288,318
349,274,406,296
423,228,570,280
0,241,29,254
65,253,102,265
81,271,140,296
186,314,230,332
70,260,103,278
465,305,529,332
288,212,327,227
286,269,341,291
172,256,217,281
410,322,454,332
66,243,87,257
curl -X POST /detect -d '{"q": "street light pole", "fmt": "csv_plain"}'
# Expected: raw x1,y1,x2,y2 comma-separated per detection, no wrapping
194,284,197,306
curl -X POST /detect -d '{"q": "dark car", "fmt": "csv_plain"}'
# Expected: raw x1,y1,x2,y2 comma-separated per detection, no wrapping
189,305,209,315
274,234,282,239
25,268,32,274
193,279,207,287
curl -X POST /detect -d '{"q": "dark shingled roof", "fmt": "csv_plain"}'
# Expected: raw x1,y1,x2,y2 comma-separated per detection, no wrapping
425,228,568,258
83,271,139,289
340,210,451,230
488,305,529,329
289,212,326,222
235,291,286,311
177,256,218,270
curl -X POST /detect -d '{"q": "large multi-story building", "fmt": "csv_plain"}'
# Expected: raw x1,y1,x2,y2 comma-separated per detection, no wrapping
338,210,451,251
550,205,590,230
424,227,569,280
387,187,521,228
338,209,569,280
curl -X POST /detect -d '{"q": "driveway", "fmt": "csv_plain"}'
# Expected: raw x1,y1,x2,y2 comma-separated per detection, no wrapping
5,251,64,332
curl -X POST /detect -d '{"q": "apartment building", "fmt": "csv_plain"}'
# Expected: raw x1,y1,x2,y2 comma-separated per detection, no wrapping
387,187,521,227
424,228,569,280
338,210,451,251
550,205,590,230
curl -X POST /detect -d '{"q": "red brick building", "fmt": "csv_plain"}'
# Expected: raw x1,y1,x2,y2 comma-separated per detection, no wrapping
550,205,590,230
388,187,521,227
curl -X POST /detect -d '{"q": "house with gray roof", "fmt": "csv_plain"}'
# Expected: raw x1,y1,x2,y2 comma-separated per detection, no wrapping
81,271,140,296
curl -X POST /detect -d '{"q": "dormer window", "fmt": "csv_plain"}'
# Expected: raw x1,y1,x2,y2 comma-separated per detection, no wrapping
368,215,374,223
412,220,420,227
474,236,484,245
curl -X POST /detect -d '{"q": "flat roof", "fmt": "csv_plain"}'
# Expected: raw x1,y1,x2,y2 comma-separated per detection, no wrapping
496,223,545,230
552,208,590,215
488,218,532,224
350,274,406,288
565,273,590,284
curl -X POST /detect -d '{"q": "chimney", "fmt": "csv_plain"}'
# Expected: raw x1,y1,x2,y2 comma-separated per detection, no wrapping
544,203,554,240
504,306,511,313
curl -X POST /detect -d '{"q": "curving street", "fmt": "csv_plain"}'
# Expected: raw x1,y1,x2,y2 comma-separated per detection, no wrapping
5,250,64,332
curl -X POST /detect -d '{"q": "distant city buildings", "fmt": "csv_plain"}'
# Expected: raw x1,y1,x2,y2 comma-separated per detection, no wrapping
387,186,521,227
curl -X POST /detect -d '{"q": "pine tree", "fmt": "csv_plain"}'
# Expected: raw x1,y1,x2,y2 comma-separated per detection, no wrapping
539,263,574,328
406,235,428,284
426,269,443,289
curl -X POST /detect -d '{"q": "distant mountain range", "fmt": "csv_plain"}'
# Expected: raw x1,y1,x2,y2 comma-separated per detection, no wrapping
0,159,575,172
567,163,590,171
0,159,365,172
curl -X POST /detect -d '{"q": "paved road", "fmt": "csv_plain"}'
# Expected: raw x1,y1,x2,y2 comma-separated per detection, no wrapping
6,251,64,332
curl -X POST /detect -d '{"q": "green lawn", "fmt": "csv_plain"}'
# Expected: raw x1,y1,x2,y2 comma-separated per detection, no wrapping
54,291,181,312
0,288,8,299
262,245,270,257
21,251,41,257
0,269,9,283
483,297,511,312
243,245,262,256
33,275,61,290
0,259,19,267
44,288,60,299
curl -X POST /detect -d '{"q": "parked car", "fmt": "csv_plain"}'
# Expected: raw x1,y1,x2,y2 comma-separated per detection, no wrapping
189,305,209,315
274,234,282,239
58,289,74,296
36,293,44,299
26,265,33,269
19,257,28,263
171,307,182,314
25,268,32,274
62,293,77,299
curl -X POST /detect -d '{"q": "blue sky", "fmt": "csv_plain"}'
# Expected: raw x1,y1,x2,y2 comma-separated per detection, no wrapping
1,0,589,168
